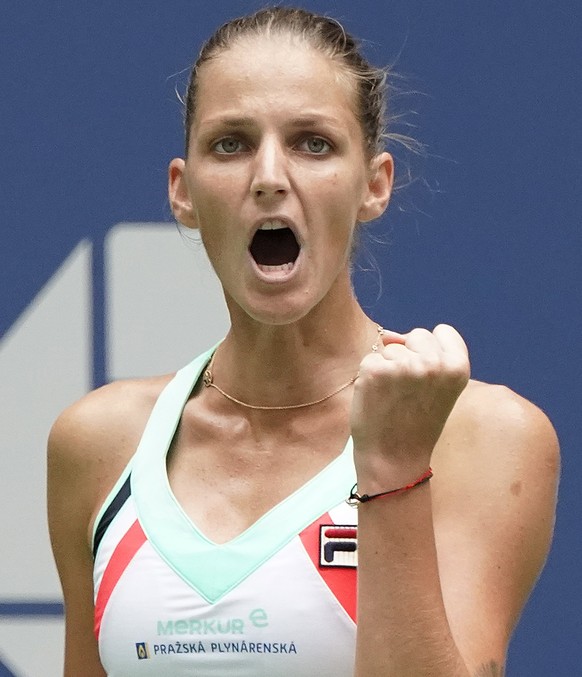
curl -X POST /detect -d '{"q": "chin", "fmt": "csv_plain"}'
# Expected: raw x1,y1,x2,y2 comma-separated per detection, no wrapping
245,304,313,327
227,291,321,328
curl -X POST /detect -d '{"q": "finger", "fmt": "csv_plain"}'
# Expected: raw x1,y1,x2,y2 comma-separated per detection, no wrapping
378,328,407,347
404,327,441,356
379,342,436,381
433,324,471,383
380,342,411,360
359,345,411,381
432,324,469,357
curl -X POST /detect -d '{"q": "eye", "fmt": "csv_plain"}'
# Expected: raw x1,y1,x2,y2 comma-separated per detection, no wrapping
213,137,247,154
298,136,332,155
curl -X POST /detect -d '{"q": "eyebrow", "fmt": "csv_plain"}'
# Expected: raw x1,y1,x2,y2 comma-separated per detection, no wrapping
202,117,255,129
199,113,343,131
288,115,342,129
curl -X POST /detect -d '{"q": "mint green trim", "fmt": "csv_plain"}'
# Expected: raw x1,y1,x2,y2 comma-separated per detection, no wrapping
91,344,217,550
132,347,356,604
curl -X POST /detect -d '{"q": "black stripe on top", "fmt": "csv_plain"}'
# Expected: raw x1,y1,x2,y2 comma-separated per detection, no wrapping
93,474,132,559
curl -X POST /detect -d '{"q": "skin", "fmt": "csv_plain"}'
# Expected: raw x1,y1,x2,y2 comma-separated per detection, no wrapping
48,34,559,677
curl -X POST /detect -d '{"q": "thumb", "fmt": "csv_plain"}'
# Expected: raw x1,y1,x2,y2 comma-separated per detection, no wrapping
378,328,408,346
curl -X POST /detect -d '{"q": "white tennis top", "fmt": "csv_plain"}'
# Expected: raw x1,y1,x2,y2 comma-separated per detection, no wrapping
92,348,360,676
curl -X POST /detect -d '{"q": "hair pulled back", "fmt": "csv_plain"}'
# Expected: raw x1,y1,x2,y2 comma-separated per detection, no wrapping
183,6,388,159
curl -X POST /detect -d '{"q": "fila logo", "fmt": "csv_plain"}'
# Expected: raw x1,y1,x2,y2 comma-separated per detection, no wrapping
319,525,358,568
136,642,150,659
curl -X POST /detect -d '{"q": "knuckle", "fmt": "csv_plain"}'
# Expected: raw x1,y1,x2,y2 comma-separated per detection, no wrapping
408,327,432,342
443,355,470,381
408,359,429,380
433,322,454,333
409,327,429,337
420,352,441,371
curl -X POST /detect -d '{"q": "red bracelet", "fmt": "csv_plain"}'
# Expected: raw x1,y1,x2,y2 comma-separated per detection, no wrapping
347,467,433,506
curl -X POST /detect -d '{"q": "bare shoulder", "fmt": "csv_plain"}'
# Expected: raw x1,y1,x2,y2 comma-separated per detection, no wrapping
48,374,175,536
49,374,174,467
438,378,560,472
441,378,560,532
434,378,560,519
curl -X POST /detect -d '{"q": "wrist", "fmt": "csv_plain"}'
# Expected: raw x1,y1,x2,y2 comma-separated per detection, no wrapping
353,447,432,495
348,467,433,505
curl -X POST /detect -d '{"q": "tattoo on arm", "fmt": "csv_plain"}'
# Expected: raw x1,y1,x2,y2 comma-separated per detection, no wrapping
473,662,505,677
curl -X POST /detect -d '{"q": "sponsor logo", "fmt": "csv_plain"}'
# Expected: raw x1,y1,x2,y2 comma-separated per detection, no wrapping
135,642,150,659
148,640,298,656
319,525,358,568
157,608,269,636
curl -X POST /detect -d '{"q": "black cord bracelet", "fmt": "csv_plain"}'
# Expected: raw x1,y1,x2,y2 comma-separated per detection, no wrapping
347,467,433,506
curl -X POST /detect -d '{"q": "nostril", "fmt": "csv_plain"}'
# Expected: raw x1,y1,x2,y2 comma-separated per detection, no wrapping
255,187,287,197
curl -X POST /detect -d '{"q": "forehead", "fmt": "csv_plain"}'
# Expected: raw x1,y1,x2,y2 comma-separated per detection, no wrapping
193,34,360,129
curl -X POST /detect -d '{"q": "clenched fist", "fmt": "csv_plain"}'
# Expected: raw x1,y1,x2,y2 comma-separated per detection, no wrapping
350,324,470,473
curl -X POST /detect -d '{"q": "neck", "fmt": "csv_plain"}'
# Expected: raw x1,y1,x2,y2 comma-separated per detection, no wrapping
208,296,380,410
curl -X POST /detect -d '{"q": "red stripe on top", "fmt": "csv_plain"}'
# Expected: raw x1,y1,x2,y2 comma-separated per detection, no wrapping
94,519,147,640
299,513,357,623
324,527,357,539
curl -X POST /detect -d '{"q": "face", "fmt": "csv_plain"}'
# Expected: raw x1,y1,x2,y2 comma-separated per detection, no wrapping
169,35,393,326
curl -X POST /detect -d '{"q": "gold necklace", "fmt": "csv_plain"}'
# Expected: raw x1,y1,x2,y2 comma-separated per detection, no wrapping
202,325,384,411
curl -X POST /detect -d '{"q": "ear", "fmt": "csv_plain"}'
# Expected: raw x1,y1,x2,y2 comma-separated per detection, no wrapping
168,158,199,230
357,152,394,223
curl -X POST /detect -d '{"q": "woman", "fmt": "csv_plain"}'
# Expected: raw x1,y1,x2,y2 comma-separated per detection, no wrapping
47,7,559,676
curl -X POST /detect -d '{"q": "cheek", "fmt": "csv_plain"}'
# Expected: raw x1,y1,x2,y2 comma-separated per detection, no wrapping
190,194,230,257
190,164,246,208
318,171,365,225
191,177,236,228
307,159,366,199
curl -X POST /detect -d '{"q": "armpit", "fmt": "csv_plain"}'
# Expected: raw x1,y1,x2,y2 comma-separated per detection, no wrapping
473,661,505,677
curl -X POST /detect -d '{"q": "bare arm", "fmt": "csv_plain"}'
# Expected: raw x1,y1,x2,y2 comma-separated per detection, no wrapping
351,326,559,676
48,404,108,677
47,378,165,676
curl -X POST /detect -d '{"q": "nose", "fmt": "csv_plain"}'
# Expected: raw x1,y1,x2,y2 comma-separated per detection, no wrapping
250,137,290,199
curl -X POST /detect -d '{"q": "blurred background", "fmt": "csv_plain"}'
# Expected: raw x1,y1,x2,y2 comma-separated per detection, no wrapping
0,1,580,674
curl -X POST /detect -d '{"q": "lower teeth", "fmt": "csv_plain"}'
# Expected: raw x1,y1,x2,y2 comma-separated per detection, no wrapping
257,262,294,273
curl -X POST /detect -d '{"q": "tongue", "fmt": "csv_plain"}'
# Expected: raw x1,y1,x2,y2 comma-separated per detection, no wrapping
250,228,300,266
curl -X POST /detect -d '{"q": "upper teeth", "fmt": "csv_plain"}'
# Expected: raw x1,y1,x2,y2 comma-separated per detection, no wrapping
259,220,287,231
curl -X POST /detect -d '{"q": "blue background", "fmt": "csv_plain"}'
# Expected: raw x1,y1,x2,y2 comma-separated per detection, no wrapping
1,1,580,674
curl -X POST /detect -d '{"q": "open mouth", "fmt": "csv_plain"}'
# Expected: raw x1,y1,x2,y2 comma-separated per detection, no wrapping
249,223,300,272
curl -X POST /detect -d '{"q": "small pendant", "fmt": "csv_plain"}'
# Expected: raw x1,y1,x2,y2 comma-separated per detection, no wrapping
203,369,213,387
372,325,384,351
